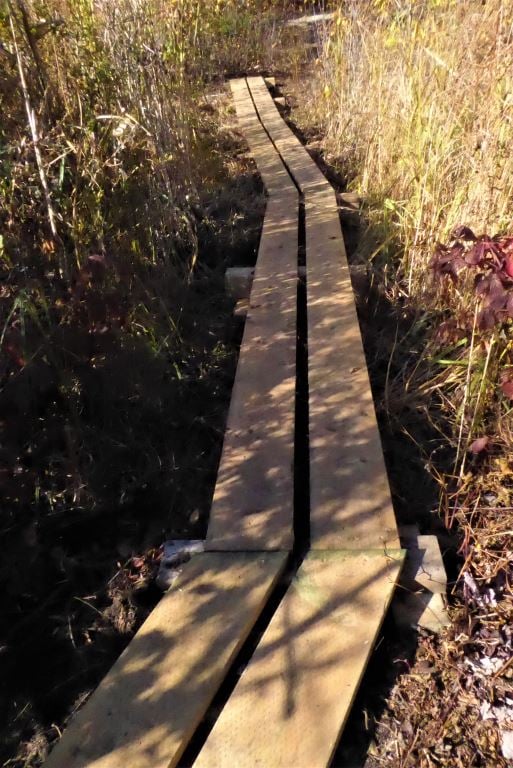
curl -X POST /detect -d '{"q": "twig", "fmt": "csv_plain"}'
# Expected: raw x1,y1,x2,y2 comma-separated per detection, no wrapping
492,653,513,680
8,5,58,241
455,304,478,478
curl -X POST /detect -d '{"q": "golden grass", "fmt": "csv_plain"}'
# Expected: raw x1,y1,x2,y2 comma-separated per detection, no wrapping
294,7,513,763
1,0,285,274
309,2,513,281
300,0,513,455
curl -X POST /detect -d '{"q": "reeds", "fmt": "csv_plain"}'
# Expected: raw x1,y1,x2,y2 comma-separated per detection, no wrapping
296,5,513,763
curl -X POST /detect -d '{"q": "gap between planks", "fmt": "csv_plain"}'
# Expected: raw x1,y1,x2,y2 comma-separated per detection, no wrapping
194,549,404,768
245,76,400,552
44,76,405,768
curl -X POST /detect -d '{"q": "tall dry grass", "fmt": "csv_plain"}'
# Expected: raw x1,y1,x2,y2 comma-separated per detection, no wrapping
311,0,513,292
297,8,513,762
0,0,286,515
1,0,284,273
1,2,291,762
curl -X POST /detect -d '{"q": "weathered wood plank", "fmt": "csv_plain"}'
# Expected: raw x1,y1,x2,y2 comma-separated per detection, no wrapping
206,82,298,551
44,552,287,768
206,194,297,550
246,77,400,550
246,76,328,191
305,192,400,550
230,78,296,196
195,550,404,768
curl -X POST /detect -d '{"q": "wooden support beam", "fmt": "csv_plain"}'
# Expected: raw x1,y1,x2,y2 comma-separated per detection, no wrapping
402,534,447,594
393,530,450,632
225,265,306,300
225,266,255,299
392,591,451,633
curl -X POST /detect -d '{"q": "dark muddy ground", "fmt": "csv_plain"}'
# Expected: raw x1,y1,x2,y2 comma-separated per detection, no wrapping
3,69,461,768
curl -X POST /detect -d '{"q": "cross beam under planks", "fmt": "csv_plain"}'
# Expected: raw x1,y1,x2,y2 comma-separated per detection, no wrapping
246,76,400,551
205,79,299,551
195,550,403,768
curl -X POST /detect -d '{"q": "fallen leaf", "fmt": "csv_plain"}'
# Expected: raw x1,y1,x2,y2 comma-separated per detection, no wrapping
501,730,513,760
469,436,490,454
501,380,513,399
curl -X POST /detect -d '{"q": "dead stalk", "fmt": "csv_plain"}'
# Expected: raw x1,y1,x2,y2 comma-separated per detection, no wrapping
9,7,58,242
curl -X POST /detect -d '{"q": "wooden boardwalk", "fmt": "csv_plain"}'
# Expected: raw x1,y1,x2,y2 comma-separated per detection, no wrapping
44,77,403,768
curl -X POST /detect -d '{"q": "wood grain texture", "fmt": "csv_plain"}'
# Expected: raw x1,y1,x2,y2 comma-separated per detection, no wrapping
206,195,297,550
205,82,298,550
246,76,328,191
44,552,287,768
230,79,297,195
246,77,400,550
305,192,399,549
195,550,404,768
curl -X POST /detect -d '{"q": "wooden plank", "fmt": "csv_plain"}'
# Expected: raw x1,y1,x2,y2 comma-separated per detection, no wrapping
230,79,296,196
246,77,328,191
245,78,400,550
206,194,297,550
195,550,404,768
44,552,287,768
206,82,299,551
305,191,400,550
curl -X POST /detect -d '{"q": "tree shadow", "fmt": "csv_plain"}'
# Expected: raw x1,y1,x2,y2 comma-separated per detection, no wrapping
44,548,405,768
0,133,267,766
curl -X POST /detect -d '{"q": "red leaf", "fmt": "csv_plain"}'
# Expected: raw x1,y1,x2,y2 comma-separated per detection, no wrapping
505,255,513,278
469,436,490,454
487,273,508,307
501,379,513,399
4,343,26,368
477,307,497,331
88,253,105,264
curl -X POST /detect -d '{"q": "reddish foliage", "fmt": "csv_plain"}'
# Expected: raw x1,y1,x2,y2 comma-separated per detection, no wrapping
430,228,513,330
500,378,513,400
